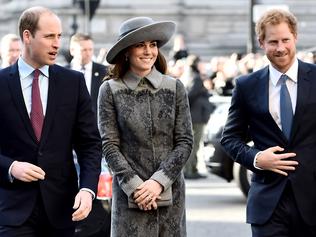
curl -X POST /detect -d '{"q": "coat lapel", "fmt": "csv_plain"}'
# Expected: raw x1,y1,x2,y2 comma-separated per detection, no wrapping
7,64,38,142
254,66,286,140
290,60,311,141
90,62,99,102
39,65,57,146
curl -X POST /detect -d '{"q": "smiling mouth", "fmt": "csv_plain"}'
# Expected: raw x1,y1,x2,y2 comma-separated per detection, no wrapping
141,58,152,62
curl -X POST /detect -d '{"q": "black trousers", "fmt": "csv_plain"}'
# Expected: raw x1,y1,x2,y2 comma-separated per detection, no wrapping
0,194,75,237
251,183,316,237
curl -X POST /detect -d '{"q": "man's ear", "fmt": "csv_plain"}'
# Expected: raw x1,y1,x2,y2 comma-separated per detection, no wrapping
22,30,32,44
258,38,264,49
69,47,75,57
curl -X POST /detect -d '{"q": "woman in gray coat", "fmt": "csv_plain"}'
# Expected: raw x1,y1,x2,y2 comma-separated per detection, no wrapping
98,16,193,236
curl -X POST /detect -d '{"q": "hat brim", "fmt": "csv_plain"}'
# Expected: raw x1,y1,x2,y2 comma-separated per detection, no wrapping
106,21,176,64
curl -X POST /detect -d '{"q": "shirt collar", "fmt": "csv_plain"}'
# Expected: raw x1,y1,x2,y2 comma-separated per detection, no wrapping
71,60,92,71
269,58,298,86
18,57,49,79
122,67,163,90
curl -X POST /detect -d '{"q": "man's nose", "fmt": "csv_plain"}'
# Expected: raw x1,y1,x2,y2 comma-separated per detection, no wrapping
52,37,61,48
276,42,286,52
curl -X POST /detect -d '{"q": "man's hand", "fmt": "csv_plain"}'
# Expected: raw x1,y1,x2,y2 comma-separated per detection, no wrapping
11,161,45,182
256,146,298,176
72,190,93,221
133,179,163,211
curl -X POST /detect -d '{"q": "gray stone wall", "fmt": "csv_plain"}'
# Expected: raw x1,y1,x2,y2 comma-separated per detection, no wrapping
1,0,316,61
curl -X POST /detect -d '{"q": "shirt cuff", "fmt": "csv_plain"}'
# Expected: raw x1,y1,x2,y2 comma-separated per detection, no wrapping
8,161,17,183
80,188,95,199
253,151,263,170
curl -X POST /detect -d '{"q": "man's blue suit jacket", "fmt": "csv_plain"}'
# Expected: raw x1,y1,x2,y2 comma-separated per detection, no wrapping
0,63,102,228
221,60,316,226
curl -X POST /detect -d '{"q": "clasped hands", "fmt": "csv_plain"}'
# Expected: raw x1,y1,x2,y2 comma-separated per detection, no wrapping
133,179,163,211
256,146,298,176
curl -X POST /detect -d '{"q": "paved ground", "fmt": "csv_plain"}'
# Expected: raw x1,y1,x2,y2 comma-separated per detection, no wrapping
185,166,251,237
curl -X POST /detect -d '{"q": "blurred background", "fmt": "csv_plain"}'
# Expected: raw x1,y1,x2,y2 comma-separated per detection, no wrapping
1,0,316,62
2,1,315,236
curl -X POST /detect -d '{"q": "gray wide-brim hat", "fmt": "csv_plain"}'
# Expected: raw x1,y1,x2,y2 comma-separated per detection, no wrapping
106,16,176,64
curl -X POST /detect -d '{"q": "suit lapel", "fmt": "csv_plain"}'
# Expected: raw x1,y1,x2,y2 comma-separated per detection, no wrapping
255,67,270,115
255,66,286,140
39,65,57,145
290,61,311,141
7,64,38,142
90,62,100,104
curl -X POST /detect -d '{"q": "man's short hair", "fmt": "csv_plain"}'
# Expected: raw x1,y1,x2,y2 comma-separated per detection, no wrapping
1,33,20,52
255,9,298,42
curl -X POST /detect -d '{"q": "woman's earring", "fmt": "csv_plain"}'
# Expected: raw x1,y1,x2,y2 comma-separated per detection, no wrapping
125,55,128,61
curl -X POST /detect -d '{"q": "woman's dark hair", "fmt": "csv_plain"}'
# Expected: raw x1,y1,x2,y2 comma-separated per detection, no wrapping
106,48,167,80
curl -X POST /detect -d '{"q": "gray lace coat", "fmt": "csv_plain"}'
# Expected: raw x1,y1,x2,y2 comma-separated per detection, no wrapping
98,67,193,237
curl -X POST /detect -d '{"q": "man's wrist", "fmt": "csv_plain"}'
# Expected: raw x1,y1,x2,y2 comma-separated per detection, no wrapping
80,188,95,199
253,152,263,170
8,161,17,182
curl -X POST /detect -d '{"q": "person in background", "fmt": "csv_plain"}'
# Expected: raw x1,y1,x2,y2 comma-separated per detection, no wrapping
69,33,110,237
0,6,101,237
69,33,108,114
181,54,214,179
221,9,316,237
0,33,21,68
169,33,189,62
98,16,193,236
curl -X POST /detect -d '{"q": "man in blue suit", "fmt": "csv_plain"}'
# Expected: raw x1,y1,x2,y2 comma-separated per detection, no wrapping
221,9,316,237
0,6,101,237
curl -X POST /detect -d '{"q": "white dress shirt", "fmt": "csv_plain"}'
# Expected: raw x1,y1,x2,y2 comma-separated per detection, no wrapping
268,59,298,129
71,61,92,94
19,57,49,116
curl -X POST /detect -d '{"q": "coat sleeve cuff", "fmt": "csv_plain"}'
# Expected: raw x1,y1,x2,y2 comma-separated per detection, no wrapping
121,175,144,197
150,170,173,191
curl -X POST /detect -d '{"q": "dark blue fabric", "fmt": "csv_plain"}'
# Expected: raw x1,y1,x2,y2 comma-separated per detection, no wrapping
221,60,316,226
279,74,293,140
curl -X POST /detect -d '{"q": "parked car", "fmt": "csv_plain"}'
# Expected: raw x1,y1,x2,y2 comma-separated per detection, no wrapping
202,95,252,197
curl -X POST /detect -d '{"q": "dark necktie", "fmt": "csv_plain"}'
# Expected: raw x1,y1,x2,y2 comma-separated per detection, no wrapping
279,74,293,140
30,69,44,142
81,65,85,74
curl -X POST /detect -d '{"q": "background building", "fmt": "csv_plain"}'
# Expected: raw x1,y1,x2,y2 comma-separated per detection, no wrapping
0,0,315,62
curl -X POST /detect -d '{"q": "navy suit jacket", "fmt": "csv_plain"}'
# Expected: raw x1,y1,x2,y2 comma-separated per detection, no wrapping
221,60,316,225
66,62,108,114
0,63,102,228
90,62,108,113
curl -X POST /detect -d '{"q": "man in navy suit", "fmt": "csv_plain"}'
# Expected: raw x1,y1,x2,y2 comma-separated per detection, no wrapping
221,9,316,237
68,33,108,115
0,6,101,237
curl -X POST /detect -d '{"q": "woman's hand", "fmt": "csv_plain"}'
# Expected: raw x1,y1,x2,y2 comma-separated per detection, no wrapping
133,179,163,211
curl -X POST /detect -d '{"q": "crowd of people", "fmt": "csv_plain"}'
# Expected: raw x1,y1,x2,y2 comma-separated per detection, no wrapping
1,5,316,237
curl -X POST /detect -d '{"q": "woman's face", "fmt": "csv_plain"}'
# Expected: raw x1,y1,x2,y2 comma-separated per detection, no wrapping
126,40,158,77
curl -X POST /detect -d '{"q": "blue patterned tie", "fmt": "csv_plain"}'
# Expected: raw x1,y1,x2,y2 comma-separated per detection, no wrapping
279,74,293,140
